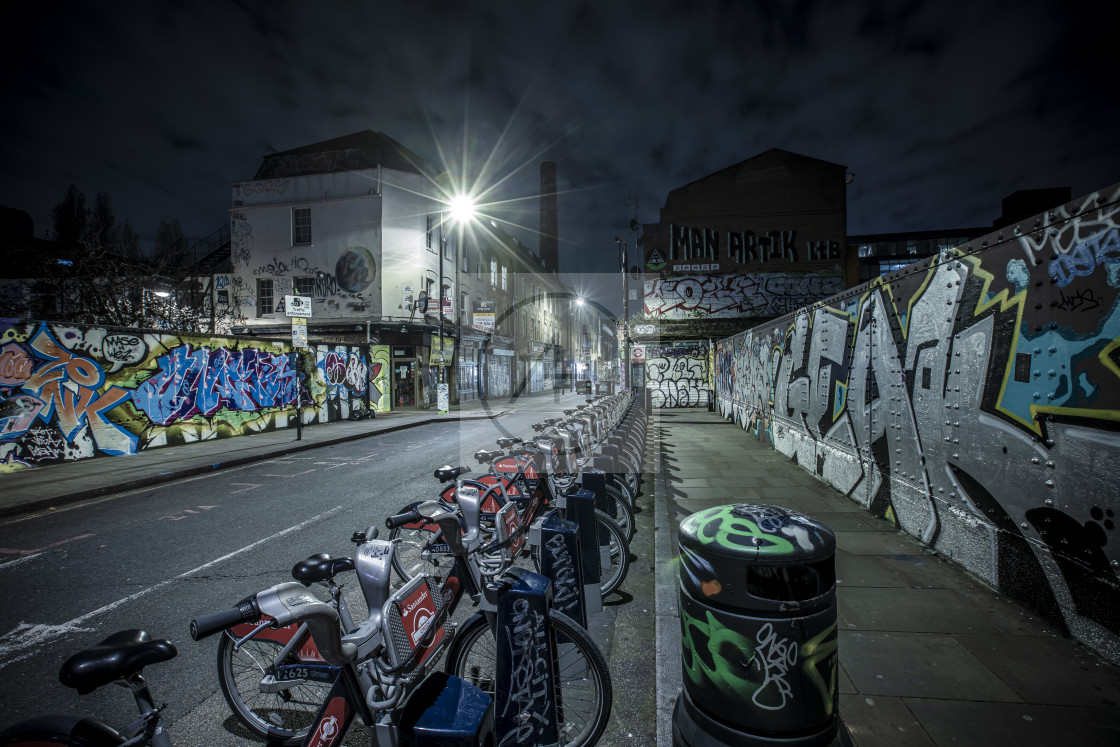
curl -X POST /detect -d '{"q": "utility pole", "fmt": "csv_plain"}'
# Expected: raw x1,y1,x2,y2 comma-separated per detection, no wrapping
616,189,640,393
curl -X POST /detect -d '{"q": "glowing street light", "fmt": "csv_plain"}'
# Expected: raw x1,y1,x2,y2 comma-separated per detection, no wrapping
449,194,477,224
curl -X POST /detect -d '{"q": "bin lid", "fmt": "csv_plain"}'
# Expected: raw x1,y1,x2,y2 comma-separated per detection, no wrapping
678,504,835,612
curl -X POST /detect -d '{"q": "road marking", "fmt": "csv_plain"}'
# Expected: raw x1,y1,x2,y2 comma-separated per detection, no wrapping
0,534,94,556
0,505,345,671
0,553,42,571
261,469,318,477
229,483,262,494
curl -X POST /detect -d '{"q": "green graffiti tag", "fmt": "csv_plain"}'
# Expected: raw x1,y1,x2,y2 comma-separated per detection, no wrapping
687,504,796,555
799,619,838,716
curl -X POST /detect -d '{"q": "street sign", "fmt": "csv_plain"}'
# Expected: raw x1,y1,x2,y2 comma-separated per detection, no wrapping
631,346,646,361
291,317,308,348
285,295,312,317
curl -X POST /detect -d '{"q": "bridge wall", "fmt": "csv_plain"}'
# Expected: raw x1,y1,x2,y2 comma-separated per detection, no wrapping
714,184,1120,664
0,322,390,471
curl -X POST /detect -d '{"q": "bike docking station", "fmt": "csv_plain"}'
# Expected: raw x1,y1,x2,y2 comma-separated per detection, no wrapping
673,503,842,747
555,486,604,615
487,567,562,747
582,466,620,522
530,513,588,628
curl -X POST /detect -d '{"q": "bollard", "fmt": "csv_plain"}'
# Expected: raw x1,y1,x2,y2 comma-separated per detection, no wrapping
532,514,587,628
490,567,560,747
673,504,839,747
400,670,496,746
557,487,603,614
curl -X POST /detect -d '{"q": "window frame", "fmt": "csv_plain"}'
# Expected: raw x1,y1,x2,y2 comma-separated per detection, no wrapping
293,276,315,296
292,207,312,246
257,278,274,317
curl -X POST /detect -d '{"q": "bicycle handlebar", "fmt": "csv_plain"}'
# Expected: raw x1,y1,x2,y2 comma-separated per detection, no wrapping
385,508,423,529
190,598,261,641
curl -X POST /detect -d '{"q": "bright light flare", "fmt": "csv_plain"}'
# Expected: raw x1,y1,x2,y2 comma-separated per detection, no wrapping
449,194,477,224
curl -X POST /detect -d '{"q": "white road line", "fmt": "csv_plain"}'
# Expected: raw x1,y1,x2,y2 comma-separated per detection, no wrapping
0,553,43,571
0,505,345,671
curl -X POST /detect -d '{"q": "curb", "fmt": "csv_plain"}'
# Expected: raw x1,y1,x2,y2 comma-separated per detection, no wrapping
0,412,506,521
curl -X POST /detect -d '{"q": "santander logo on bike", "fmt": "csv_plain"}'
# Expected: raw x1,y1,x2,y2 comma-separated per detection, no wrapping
400,585,445,654
307,697,348,747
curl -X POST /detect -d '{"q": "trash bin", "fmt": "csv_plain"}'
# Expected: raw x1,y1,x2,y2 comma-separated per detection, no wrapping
673,504,838,746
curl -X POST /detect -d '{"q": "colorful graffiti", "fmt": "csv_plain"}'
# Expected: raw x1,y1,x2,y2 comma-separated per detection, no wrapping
0,322,392,471
370,346,390,413
645,346,709,408
644,272,844,319
714,184,1120,664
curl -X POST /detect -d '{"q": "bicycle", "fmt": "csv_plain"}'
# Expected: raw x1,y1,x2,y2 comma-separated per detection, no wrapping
384,494,612,746
389,449,630,598
217,487,610,746
0,557,491,747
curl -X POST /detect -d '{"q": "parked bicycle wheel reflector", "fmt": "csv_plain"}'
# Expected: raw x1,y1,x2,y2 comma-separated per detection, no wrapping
673,504,840,747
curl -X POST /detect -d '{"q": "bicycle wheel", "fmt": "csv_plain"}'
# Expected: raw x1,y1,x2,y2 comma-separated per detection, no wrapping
217,631,330,746
603,484,635,542
591,509,630,597
388,501,451,583
447,610,611,747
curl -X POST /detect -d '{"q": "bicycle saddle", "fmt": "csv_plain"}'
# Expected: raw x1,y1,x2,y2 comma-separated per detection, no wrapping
474,449,504,463
434,465,471,483
59,629,177,695
543,417,561,426
563,409,576,415
496,437,521,448
292,553,356,585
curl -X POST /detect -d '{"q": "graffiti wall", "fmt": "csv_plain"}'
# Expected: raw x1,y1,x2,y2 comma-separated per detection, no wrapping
645,345,710,408
644,271,844,319
714,184,1120,664
0,322,391,471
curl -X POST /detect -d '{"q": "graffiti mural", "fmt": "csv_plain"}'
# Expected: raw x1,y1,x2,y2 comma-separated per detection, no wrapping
313,345,369,421
644,272,844,319
714,184,1120,664
370,346,390,413
0,322,388,472
645,346,710,408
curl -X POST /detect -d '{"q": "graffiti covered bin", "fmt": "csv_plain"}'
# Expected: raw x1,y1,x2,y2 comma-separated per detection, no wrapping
674,504,838,747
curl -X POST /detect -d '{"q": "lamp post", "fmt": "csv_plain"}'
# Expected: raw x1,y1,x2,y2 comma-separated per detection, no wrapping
614,236,630,390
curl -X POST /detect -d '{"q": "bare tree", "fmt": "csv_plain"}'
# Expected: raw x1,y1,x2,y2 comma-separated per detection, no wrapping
1,185,242,332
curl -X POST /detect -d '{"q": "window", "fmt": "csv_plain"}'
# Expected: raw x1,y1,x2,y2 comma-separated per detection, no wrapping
501,265,507,291
292,208,312,246
426,216,434,251
461,292,469,320
257,278,274,316
293,276,315,296
443,236,453,261
490,258,497,286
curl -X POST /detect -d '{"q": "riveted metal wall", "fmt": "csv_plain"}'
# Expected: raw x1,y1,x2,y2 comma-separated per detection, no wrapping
715,183,1120,665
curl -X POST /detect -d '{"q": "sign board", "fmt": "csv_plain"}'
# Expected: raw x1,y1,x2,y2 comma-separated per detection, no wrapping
441,293,453,316
291,317,308,348
631,346,646,362
284,295,312,318
472,300,495,333
437,383,449,414
429,336,455,366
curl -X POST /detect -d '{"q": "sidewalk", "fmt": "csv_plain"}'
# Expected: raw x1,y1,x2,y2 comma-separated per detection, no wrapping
652,409,1120,746
0,392,557,519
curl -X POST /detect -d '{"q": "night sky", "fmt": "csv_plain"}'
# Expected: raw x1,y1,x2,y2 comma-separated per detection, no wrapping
3,1,1117,304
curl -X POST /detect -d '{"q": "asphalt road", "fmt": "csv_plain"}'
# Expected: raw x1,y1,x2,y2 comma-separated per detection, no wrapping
0,397,609,744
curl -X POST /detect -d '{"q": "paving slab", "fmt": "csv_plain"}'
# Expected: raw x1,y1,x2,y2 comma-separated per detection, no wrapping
838,695,934,747
904,699,1120,747
839,631,1022,701
953,633,1120,706
838,587,1004,634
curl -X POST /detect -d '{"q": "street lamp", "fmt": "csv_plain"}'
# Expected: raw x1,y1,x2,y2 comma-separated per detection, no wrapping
614,236,630,390
443,194,478,408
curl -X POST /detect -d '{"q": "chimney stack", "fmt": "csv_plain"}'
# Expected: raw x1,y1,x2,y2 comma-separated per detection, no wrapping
539,161,558,274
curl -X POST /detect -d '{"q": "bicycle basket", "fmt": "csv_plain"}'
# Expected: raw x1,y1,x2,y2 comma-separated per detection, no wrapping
383,574,449,671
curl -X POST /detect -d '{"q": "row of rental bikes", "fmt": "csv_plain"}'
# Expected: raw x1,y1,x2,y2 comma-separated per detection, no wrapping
0,392,650,747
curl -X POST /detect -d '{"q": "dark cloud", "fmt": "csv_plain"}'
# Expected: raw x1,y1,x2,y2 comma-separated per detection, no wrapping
0,0,1116,300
